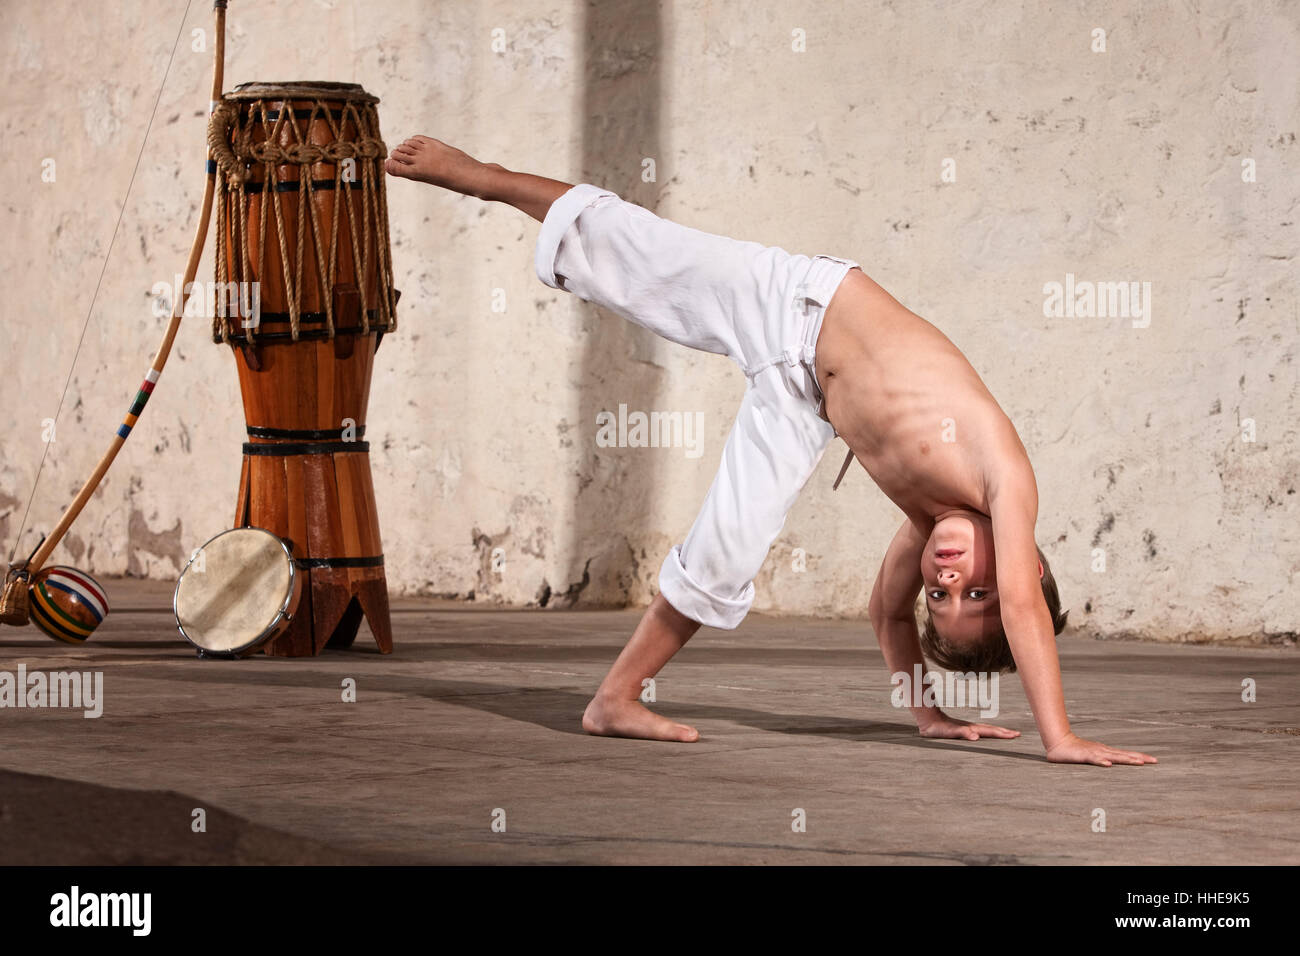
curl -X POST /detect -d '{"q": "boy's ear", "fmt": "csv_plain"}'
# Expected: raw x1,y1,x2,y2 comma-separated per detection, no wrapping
1038,559,1044,579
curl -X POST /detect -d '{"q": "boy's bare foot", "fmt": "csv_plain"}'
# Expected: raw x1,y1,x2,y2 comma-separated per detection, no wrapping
384,135,497,196
582,694,700,742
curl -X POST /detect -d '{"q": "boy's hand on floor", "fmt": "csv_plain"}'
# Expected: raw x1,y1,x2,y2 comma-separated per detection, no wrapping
916,711,1021,741
1045,732,1158,766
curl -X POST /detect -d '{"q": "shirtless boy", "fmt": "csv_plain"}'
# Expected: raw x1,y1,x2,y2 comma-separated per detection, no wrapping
386,136,1157,768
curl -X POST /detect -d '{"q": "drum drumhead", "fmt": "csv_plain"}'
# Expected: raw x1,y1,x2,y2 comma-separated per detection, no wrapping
174,527,298,657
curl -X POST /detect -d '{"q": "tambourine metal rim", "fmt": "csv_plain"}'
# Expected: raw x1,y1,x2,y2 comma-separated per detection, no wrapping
173,527,298,659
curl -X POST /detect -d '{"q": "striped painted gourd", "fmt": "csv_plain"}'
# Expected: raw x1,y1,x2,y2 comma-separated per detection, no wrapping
28,567,109,644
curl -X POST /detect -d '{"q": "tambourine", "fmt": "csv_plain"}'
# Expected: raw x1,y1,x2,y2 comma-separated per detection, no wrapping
174,527,302,658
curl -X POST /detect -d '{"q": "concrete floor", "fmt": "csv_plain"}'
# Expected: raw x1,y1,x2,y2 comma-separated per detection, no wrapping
0,577,1296,865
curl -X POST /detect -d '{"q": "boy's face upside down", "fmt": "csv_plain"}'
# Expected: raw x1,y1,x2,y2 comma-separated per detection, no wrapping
923,509,1003,644
921,509,1048,646
918,516,1066,676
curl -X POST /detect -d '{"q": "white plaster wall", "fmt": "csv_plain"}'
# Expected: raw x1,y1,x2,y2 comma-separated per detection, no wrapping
0,0,1295,642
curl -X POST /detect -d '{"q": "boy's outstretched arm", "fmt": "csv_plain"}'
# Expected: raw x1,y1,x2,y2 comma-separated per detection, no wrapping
989,464,1157,766
385,135,572,222
869,520,1021,741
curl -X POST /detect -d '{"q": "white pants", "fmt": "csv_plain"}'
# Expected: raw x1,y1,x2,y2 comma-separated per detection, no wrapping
535,183,859,629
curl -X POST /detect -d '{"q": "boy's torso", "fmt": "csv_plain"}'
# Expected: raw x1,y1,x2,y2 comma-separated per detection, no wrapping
814,268,1031,526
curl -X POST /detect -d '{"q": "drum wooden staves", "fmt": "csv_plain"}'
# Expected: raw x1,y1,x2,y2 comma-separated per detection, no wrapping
210,81,397,656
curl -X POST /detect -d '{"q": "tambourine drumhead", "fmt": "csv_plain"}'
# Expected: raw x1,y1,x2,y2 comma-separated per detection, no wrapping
174,527,299,656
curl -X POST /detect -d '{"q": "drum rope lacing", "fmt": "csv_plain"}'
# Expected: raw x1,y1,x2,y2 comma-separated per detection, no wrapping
208,94,396,343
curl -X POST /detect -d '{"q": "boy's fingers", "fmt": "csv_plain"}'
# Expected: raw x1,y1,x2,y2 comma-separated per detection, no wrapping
388,151,414,165
1101,747,1151,765
1108,747,1157,764
1114,752,1155,765
971,724,1018,738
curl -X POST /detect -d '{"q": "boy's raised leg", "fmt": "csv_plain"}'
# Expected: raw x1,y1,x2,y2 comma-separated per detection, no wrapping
387,138,704,742
582,593,702,742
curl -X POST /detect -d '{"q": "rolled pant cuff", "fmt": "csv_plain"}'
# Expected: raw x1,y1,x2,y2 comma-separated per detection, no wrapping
657,545,752,630
534,182,619,289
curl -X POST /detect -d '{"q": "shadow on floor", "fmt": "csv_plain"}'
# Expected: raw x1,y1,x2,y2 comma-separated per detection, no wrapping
90,661,1047,762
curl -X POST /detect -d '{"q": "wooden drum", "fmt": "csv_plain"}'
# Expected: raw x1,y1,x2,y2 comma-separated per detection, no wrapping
209,82,397,656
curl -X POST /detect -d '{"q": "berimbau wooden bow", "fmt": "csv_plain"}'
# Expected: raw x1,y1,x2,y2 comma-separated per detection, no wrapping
0,1,230,626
